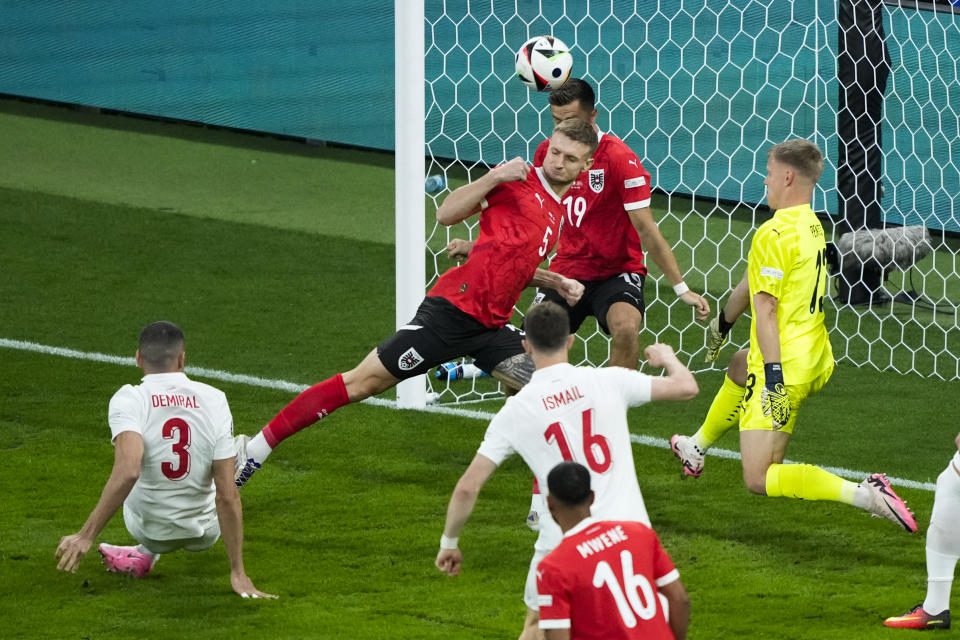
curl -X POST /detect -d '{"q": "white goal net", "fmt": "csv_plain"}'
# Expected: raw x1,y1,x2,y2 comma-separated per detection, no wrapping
420,0,960,404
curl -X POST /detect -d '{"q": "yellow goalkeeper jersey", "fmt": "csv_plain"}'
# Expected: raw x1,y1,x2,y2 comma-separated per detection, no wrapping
746,203,834,384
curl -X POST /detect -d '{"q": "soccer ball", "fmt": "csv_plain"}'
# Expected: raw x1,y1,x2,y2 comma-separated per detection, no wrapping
514,36,573,92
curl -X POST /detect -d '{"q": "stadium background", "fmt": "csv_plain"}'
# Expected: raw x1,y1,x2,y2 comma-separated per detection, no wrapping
2,0,958,230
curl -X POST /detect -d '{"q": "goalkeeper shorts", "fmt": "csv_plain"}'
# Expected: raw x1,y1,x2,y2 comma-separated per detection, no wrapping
739,364,833,434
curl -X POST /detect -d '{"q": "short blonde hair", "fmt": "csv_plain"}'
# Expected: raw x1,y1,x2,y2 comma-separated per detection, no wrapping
768,139,823,184
553,117,599,156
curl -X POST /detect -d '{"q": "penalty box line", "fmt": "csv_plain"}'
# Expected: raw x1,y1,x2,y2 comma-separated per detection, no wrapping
1,336,936,493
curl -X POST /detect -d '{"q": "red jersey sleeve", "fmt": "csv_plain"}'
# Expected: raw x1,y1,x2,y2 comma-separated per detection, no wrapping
611,144,652,212
649,529,679,587
536,556,572,631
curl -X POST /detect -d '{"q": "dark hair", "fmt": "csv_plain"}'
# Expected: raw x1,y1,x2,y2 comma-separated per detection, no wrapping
768,139,824,184
547,461,592,507
552,116,599,157
549,77,595,111
138,321,184,370
524,301,570,353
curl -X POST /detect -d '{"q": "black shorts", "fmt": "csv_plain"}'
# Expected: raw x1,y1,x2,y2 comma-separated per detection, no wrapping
534,272,646,334
377,296,525,380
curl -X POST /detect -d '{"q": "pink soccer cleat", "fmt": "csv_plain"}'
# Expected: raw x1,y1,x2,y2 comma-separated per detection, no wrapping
864,473,918,533
98,543,156,577
670,434,704,479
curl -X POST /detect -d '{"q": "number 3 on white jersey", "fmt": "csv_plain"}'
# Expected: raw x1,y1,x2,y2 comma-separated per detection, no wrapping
593,550,658,628
562,195,587,228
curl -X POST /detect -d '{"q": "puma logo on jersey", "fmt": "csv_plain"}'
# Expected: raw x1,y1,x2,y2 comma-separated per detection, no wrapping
535,193,546,208
628,159,638,167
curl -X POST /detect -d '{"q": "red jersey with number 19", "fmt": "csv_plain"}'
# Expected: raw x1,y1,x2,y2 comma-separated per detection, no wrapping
537,517,679,640
534,132,652,281
427,167,564,328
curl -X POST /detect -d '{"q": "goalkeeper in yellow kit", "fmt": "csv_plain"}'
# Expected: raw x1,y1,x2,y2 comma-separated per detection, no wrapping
670,139,917,532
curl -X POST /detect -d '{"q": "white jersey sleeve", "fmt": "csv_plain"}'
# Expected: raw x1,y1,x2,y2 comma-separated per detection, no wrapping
600,367,652,407
476,398,520,466
108,384,147,441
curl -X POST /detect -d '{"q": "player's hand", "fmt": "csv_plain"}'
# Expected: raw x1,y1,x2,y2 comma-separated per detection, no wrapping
761,363,790,429
644,343,679,369
231,570,278,599
492,157,530,184
556,277,584,306
55,533,92,573
704,317,728,363
446,238,473,261
435,548,463,577
679,290,711,322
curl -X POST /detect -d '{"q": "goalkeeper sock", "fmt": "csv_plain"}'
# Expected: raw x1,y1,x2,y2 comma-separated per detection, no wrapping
692,375,744,451
765,463,847,502
262,374,350,448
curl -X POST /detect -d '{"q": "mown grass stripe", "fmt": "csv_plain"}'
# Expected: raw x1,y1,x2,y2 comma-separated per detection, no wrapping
1,336,935,492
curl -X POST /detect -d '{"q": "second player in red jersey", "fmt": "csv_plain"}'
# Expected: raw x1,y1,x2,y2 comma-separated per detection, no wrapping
536,462,689,640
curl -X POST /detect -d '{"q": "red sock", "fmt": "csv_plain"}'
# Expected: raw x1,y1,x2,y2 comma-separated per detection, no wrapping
262,374,349,448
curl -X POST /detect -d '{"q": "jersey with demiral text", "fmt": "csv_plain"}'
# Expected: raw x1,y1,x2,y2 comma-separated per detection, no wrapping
108,371,235,541
477,362,652,554
534,131,652,281
746,203,834,384
537,517,678,639
427,167,564,328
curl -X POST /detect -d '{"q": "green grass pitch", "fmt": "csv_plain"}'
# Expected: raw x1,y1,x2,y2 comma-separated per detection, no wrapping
0,99,955,638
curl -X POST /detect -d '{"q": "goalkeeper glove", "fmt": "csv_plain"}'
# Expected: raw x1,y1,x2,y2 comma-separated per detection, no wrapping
761,363,790,429
704,311,735,363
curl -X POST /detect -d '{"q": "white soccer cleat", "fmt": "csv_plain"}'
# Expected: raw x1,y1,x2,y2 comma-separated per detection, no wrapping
670,434,705,479
864,473,918,533
234,434,261,488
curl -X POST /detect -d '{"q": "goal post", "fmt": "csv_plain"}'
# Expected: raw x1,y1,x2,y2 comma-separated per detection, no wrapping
394,0,427,408
410,1,960,405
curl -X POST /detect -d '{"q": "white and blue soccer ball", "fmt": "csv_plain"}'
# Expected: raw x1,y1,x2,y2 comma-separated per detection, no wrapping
514,36,573,92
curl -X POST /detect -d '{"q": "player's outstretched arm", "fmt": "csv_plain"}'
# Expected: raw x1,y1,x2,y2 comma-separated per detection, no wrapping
753,291,789,429
645,343,699,402
660,579,691,640
529,269,584,306
213,458,277,599
55,431,143,573
436,157,530,226
705,271,749,362
627,207,710,321
436,454,497,577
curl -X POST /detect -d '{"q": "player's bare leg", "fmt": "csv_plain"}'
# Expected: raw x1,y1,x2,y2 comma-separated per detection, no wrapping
605,301,643,369
237,350,400,486
519,606,544,640
739,429,791,494
492,353,535,391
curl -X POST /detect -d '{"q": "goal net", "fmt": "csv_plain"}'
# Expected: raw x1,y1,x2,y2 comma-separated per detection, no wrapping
421,0,960,404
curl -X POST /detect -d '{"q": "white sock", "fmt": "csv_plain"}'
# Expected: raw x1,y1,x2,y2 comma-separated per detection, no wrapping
246,432,272,463
922,464,960,613
852,482,872,510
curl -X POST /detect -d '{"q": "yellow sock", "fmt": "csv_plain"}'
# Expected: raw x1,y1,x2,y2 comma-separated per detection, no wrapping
765,463,855,503
693,375,744,451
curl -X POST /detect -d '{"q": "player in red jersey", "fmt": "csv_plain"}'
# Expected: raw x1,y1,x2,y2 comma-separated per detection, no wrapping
537,461,689,640
449,78,709,370
233,117,599,487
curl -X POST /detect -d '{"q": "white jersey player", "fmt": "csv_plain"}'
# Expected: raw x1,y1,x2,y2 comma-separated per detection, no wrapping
56,321,275,598
434,302,698,640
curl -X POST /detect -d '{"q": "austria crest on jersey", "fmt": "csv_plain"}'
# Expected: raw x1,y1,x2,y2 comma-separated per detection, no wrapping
588,169,604,193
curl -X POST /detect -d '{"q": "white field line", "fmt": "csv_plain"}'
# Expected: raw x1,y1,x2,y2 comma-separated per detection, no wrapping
2,337,937,492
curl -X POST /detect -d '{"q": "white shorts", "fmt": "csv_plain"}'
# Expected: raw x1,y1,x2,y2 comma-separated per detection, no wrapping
524,546,551,610
124,504,220,554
